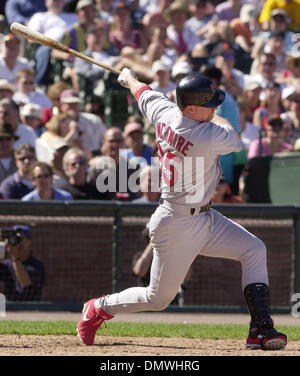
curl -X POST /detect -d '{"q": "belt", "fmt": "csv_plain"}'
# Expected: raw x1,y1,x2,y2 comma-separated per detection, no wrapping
159,198,211,216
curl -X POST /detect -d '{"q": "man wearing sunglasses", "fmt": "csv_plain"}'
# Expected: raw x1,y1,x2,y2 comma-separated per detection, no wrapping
0,224,45,301
0,144,36,199
0,122,18,185
56,147,106,199
21,161,73,201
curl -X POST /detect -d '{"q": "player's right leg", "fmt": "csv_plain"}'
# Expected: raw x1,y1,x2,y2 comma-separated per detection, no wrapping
77,206,204,345
77,298,113,345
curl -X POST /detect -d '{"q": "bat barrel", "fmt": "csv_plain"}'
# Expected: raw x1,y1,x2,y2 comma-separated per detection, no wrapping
10,22,121,76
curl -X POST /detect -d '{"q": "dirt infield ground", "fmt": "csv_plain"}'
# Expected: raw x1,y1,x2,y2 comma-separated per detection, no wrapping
1,312,299,356
0,335,299,356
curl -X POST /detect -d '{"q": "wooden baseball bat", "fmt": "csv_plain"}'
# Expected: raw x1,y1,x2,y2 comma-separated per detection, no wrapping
10,22,121,76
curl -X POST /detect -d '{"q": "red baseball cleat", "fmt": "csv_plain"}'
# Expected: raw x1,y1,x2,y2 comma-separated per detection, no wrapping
246,325,287,350
77,298,113,345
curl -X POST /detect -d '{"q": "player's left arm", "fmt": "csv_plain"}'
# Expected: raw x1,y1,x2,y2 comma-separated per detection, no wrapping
212,114,240,136
211,114,243,154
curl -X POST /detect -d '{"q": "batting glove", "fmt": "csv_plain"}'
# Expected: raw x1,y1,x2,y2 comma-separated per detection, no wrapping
118,68,135,88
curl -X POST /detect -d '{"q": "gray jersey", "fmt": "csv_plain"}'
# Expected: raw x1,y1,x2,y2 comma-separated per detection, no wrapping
138,89,243,206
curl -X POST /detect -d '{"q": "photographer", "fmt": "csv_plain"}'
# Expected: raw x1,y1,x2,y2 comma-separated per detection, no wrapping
0,225,45,301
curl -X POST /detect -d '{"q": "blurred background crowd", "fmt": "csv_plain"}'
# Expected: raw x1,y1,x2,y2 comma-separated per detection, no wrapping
0,0,300,204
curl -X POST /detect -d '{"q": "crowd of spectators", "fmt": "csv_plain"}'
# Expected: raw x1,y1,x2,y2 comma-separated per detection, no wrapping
0,0,300,204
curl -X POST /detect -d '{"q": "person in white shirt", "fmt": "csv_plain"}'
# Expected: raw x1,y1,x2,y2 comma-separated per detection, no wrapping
12,68,53,109
0,33,32,84
246,52,286,100
0,98,37,150
27,0,78,41
20,103,45,137
185,0,213,35
27,0,78,86
73,23,113,96
164,2,199,56
58,89,106,156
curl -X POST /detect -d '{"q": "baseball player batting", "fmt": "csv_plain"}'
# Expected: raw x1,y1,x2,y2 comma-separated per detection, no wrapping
77,69,287,350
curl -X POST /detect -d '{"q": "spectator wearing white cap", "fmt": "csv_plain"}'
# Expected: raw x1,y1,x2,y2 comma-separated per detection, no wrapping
243,79,262,119
0,79,15,100
149,60,176,95
166,60,193,103
20,103,44,137
171,60,193,83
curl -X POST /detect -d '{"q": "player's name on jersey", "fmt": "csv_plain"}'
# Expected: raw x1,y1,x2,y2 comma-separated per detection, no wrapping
157,122,194,156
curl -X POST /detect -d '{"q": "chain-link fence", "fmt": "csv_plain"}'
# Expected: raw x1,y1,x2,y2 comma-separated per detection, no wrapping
0,201,299,313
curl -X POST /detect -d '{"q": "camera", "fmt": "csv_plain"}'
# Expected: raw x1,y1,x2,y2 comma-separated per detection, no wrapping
0,228,22,246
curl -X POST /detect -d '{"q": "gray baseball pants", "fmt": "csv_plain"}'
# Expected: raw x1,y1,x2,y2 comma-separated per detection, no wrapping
98,204,268,315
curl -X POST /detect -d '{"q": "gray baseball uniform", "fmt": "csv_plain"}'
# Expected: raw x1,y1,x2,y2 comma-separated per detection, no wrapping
97,87,269,315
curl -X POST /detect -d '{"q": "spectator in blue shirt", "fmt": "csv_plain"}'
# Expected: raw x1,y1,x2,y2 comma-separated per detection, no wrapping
22,161,73,201
5,0,47,26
